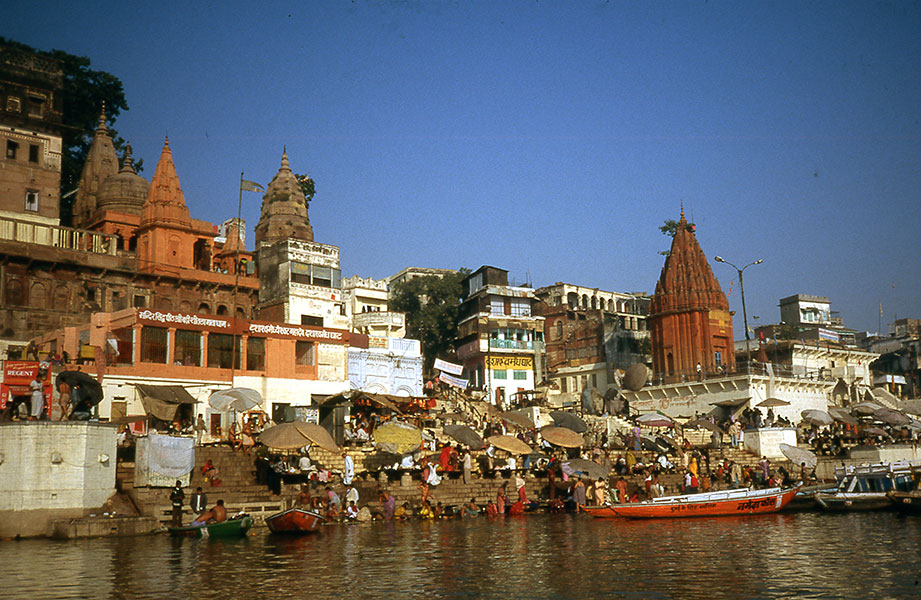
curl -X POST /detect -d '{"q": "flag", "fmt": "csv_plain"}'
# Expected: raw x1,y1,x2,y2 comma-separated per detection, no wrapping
241,179,264,193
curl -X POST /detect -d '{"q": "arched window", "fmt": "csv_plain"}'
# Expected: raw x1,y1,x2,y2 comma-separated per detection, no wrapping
198,303,210,314
216,305,229,316
581,294,588,309
157,298,173,310
30,282,48,309
591,296,597,310
567,292,578,308
556,320,563,340
5,278,24,306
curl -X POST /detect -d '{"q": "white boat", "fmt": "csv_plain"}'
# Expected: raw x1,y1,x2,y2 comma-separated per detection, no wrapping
815,460,921,511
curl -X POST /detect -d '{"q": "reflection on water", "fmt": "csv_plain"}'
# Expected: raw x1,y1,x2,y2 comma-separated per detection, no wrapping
4,512,921,599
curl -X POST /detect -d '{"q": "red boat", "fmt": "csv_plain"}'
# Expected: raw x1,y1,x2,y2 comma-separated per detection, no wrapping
265,508,326,533
583,485,801,519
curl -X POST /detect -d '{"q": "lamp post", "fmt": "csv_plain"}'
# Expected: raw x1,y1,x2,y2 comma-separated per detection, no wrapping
714,256,763,373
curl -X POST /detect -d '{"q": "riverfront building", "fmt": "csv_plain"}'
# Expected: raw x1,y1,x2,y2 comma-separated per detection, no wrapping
456,266,544,407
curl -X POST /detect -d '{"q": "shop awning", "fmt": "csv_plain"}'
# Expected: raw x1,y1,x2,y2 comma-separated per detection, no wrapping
321,390,406,415
710,397,750,407
136,384,197,421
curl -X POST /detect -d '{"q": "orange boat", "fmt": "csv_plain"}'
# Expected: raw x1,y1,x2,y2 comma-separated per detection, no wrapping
583,485,801,519
265,508,326,533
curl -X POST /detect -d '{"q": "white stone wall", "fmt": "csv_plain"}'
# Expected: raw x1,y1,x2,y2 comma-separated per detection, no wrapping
0,422,116,511
233,374,348,413
743,427,798,459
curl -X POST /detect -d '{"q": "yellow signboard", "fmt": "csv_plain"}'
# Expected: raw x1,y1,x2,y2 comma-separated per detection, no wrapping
486,355,533,369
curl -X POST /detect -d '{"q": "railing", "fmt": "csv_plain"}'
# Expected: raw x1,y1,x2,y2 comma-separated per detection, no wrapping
0,214,118,256
490,338,534,350
352,311,405,328
652,362,842,385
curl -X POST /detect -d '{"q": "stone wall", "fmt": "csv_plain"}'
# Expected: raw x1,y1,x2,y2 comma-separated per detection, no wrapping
0,421,116,537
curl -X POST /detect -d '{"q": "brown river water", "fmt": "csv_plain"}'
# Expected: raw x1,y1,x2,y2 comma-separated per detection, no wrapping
3,511,921,599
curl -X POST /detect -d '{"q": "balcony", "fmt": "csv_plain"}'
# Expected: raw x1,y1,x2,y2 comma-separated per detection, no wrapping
352,311,405,329
0,214,118,256
490,338,534,351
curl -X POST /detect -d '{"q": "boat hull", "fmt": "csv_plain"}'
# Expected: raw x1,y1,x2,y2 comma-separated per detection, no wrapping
815,492,892,511
587,486,800,519
168,516,253,538
266,508,326,534
887,491,921,513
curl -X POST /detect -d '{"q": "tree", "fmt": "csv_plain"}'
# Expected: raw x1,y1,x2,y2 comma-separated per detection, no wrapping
659,218,695,237
1,38,132,225
390,269,469,375
294,174,316,211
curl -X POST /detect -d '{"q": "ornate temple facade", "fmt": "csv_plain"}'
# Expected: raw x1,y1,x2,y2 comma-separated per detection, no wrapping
648,209,735,381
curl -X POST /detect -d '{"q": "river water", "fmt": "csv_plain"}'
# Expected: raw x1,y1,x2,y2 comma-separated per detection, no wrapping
4,511,921,599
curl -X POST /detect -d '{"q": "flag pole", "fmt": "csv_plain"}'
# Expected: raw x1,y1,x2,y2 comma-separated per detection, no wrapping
231,171,244,390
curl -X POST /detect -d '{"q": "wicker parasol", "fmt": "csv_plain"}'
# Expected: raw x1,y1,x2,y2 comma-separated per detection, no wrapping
562,458,610,480
501,410,535,429
486,434,532,455
757,398,791,408
373,421,422,454
623,363,648,391
850,401,884,415
779,443,817,469
800,409,834,427
873,408,911,427
258,422,310,450
540,426,584,448
827,407,858,427
443,424,484,450
636,412,675,428
549,410,588,433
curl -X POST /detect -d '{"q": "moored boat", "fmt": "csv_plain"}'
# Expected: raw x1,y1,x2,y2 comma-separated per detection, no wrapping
266,507,326,534
168,516,254,538
815,461,920,511
584,485,800,519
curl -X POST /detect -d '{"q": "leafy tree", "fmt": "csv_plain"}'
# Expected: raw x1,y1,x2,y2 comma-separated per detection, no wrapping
294,174,316,210
390,269,469,375
659,218,695,237
1,38,132,225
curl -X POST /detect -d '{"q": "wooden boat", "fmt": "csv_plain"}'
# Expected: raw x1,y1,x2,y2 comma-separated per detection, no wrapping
887,490,921,512
168,516,254,538
265,507,326,534
583,485,800,519
785,482,837,511
815,461,920,511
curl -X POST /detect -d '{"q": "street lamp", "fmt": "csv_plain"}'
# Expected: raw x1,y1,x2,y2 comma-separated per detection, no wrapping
714,256,763,373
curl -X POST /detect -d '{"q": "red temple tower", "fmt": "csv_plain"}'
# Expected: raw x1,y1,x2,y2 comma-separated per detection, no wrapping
649,208,735,380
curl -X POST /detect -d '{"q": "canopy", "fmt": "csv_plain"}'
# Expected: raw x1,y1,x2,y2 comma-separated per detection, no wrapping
208,388,263,412
900,400,921,417
685,418,721,433
540,426,584,448
757,398,791,408
800,409,834,427
373,421,422,454
779,443,817,469
259,422,311,450
136,384,196,422
294,422,339,453
827,407,858,427
56,370,104,408
873,408,911,427
486,434,532,455
636,412,675,427
549,410,588,433
850,401,884,415
562,458,610,480
862,426,890,437
501,410,535,429
443,424,484,450
710,397,751,407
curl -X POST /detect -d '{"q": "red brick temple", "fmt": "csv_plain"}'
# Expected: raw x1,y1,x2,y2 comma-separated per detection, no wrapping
649,208,735,380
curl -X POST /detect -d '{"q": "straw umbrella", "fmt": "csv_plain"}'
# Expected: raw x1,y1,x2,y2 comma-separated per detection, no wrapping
540,426,584,448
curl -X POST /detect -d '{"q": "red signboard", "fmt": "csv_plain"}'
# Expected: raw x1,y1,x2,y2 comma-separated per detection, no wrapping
4,361,41,385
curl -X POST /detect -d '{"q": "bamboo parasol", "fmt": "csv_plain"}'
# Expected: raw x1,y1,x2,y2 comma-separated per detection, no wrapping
540,426,584,448
486,434,532,455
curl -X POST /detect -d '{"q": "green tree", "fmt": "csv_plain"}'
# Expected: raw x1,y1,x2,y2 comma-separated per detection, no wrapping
1,38,132,225
390,269,469,375
659,218,695,237
294,174,316,210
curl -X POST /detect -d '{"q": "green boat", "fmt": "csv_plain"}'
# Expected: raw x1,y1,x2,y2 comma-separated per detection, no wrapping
168,516,254,539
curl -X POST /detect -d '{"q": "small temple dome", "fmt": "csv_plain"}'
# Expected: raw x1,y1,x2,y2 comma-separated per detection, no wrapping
97,145,149,215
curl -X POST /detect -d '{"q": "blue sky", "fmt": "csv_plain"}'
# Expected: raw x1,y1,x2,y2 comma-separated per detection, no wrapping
7,1,920,337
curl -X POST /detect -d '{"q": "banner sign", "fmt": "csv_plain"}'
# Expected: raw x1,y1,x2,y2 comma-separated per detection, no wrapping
486,355,533,369
138,310,230,329
434,358,464,376
818,328,840,342
440,372,469,389
246,322,348,343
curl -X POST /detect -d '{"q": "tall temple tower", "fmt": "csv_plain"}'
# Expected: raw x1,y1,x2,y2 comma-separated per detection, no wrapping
648,208,735,379
255,150,346,328
71,107,118,228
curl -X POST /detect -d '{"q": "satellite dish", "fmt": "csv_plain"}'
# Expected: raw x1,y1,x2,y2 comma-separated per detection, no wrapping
623,363,648,391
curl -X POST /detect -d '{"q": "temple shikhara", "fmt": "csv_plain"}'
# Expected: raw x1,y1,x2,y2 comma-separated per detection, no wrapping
648,208,736,381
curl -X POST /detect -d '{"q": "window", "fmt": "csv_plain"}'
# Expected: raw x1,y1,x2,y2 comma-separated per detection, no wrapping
25,191,39,212
493,369,507,380
133,295,146,308
295,341,315,366
560,378,567,393
6,97,21,112
513,371,527,381
207,333,240,369
175,330,201,366
29,144,39,163
510,299,530,317
300,315,323,327
556,321,563,340
140,326,168,363
27,96,44,117
490,298,504,315
247,337,266,370
291,262,341,288
591,374,597,387
112,327,134,366
6,140,18,159
714,351,722,366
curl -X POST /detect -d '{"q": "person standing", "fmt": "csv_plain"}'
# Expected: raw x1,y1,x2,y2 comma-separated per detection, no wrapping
169,481,185,527
29,376,44,420
190,486,208,514
342,452,354,486
496,482,508,514
573,478,587,510
462,450,472,484
194,415,206,446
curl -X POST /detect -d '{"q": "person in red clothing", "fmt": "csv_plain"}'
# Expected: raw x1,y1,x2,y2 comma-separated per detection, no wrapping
439,444,452,472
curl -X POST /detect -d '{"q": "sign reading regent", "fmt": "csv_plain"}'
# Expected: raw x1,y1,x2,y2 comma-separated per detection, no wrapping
486,355,533,369
138,310,230,329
